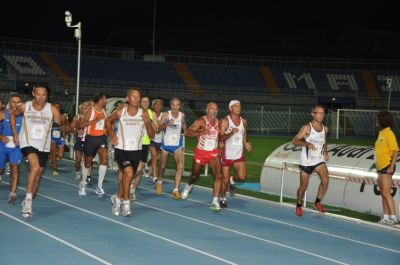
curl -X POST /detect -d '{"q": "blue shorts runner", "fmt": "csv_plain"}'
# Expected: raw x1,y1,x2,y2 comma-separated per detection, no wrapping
0,146,21,169
161,135,183,154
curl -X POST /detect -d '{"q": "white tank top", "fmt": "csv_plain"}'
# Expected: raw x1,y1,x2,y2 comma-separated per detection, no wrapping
152,112,164,143
300,123,326,166
224,116,245,160
20,101,53,152
162,111,183,146
114,107,144,151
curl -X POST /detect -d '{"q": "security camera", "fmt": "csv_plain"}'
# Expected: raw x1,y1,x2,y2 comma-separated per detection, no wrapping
65,11,72,27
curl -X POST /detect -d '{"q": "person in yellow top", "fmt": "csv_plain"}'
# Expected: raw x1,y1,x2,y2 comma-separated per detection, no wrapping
375,110,398,225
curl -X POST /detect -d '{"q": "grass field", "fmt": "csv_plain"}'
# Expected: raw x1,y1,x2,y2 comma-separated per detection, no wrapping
164,135,381,222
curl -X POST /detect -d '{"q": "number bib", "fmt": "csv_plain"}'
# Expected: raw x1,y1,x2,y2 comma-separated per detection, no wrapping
31,124,46,140
52,130,61,138
310,143,322,157
6,136,15,148
204,138,216,151
95,119,104,130
126,137,138,149
166,134,180,146
232,135,243,146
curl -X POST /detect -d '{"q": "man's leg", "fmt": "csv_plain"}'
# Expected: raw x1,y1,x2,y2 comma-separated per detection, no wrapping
208,157,222,211
95,147,108,196
50,141,58,174
314,164,329,213
149,146,159,179
156,150,169,194
8,164,19,204
220,166,231,205
296,170,310,217
181,160,203,200
379,174,397,222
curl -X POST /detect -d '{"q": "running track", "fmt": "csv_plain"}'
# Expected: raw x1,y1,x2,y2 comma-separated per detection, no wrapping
0,160,399,265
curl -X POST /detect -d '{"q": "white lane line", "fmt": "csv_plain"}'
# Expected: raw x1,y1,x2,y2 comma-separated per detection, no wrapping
9,181,237,265
40,176,351,264
0,211,113,265
137,183,400,254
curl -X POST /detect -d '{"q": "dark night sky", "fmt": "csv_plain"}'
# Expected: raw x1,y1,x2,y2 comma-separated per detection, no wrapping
1,1,399,59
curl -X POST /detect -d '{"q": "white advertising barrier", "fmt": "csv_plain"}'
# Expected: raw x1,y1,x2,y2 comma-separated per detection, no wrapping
260,143,400,216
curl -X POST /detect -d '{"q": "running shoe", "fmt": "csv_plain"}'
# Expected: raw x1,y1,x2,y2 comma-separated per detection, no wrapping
379,218,394,226
130,192,137,201
220,200,228,209
52,170,59,176
181,185,193,200
155,181,162,195
8,192,17,205
121,203,131,217
86,176,91,185
171,190,181,200
295,206,303,217
229,183,236,196
21,198,32,218
79,182,86,197
210,202,221,212
95,187,106,198
111,195,121,216
313,202,325,213
75,172,81,181
390,218,399,224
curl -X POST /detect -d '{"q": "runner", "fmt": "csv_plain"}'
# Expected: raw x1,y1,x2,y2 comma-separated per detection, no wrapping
69,101,92,181
10,85,61,218
375,111,399,225
0,93,22,204
129,95,153,200
106,88,154,216
79,93,108,198
219,100,251,208
50,102,69,176
157,98,187,199
291,105,329,217
148,99,164,183
182,102,222,211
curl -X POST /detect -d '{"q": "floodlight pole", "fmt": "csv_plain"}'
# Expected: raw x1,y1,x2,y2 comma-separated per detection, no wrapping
65,13,82,116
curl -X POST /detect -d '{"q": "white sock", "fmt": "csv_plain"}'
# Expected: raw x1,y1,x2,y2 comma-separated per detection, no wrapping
123,200,130,206
26,192,32,200
383,214,390,220
116,195,122,205
230,176,235,185
81,166,89,185
221,197,226,202
390,215,397,221
213,197,219,204
98,165,107,189
186,184,193,189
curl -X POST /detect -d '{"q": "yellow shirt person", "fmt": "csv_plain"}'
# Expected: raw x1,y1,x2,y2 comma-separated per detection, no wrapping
375,127,398,170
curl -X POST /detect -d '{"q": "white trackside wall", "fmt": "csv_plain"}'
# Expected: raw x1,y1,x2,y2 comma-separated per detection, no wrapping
260,143,400,216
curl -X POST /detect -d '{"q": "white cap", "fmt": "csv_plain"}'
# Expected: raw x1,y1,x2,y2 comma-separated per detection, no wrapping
229,100,240,109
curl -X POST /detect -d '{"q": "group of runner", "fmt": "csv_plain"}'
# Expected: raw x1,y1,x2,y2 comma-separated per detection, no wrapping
1,86,397,225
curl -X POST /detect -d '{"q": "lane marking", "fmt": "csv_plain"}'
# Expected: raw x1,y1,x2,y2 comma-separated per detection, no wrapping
0,211,113,265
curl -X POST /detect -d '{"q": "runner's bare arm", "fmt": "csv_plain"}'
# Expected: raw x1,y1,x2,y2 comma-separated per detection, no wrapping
243,118,251,152
143,111,155,139
10,102,25,145
51,105,61,125
69,116,79,133
181,112,188,134
158,112,174,130
219,117,235,142
79,108,100,128
105,109,121,146
185,118,206,137
291,124,315,150
324,126,329,161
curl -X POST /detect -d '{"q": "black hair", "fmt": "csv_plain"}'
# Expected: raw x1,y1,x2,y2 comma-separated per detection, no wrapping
93,92,107,103
377,111,395,129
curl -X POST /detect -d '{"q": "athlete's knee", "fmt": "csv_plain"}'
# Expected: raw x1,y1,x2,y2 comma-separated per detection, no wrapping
176,162,184,172
31,164,41,175
237,173,246,181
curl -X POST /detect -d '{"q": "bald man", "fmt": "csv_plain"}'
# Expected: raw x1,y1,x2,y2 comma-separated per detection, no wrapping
182,102,222,211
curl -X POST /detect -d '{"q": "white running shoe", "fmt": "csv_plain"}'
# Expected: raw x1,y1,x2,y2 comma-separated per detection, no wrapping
181,185,193,200
210,201,221,212
79,182,86,197
390,218,399,224
130,192,137,201
143,164,150,178
379,218,394,226
121,203,131,217
21,198,32,218
75,172,81,181
8,192,17,205
111,195,121,216
95,187,106,197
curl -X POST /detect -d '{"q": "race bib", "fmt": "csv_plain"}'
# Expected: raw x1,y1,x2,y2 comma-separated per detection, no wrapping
6,136,15,148
95,119,104,130
31,124,45,140
126,137,138,149
310,143,322,157
204,138,216,151
52,130,61,138
166,134,179,146
232,135,242,146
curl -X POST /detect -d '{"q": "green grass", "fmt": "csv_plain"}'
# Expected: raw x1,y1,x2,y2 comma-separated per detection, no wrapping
163,135,381,222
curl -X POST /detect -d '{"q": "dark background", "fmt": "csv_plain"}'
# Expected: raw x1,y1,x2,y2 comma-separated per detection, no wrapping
1,1,399,59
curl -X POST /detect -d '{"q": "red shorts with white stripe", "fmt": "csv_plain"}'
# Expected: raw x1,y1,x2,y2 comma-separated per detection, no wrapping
221,155,246,167
193,148,219,165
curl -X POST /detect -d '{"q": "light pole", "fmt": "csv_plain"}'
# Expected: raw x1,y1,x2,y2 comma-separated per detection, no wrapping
65,11,82,116
387,78,393,111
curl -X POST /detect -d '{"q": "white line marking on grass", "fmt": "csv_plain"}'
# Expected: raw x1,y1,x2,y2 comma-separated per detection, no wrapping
0,211,113,265
41,176,352,264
